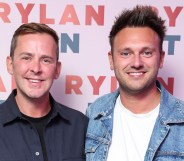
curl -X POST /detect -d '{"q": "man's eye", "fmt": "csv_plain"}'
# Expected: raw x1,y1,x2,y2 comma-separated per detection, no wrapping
42,58,53,64
120,51,131,58
22,57,31,60
142,51,153,57
43,59,50,63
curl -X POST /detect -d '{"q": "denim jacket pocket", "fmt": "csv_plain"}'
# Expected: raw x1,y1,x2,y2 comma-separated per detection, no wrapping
85,133,110,152
85,132,111,161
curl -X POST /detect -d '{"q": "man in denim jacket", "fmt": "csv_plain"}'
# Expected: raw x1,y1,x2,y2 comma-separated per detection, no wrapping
85,5,184,161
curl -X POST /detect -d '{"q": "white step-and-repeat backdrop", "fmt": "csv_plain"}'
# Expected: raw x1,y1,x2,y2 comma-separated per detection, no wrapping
0,0,184,113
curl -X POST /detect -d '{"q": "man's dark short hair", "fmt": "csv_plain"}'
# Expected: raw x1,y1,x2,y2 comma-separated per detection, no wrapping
10,22,59,60
109,5,166,52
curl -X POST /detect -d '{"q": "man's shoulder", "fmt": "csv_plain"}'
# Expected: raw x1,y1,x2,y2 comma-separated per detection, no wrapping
169,94,184,109
86,89,120,118
0,99,9,112
0,99,13,124
0,100,4,104
55,102,88,123
90,92,116,106
160,83,184,107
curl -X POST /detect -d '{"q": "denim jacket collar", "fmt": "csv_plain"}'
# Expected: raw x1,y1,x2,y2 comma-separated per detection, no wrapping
158,81,184,124
86,88,119,120
87,81,184,124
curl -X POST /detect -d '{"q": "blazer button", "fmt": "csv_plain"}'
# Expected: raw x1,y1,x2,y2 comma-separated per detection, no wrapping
35,152,40,156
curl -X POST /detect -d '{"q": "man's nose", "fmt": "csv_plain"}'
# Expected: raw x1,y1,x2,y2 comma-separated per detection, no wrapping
131,54,143,68
30,60,42,74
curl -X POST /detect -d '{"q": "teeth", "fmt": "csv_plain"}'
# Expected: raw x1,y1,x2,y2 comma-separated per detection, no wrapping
129,72,143,76
29,79,41,83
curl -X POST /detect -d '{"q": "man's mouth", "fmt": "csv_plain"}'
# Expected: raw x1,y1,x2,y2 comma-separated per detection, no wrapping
28,79,43,83
128,72,144,76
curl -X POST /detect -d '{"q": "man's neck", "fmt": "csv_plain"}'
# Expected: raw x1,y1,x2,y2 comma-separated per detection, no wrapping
119,86,161,114
15,93,51,118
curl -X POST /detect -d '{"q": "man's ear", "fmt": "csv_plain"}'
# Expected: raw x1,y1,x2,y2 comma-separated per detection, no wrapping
159,51,165,69
6,56,14,75
54,61,61,79
108,51,114,70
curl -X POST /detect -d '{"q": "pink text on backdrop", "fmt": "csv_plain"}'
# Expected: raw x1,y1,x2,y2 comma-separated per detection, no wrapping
0,75,174,95
65,75,174,95
0,2,104,25
0,3,183,27
153,6,183,27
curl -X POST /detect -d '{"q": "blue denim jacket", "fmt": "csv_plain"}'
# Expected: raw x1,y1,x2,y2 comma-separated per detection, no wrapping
85,81,184,161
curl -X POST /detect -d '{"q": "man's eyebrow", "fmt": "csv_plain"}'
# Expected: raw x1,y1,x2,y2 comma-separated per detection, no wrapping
16,52,33,57
40,55,55,60
141,47,156,51
118,48,132,52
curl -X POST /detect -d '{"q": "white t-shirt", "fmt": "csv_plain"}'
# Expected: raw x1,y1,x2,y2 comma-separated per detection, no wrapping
107,96,159,161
